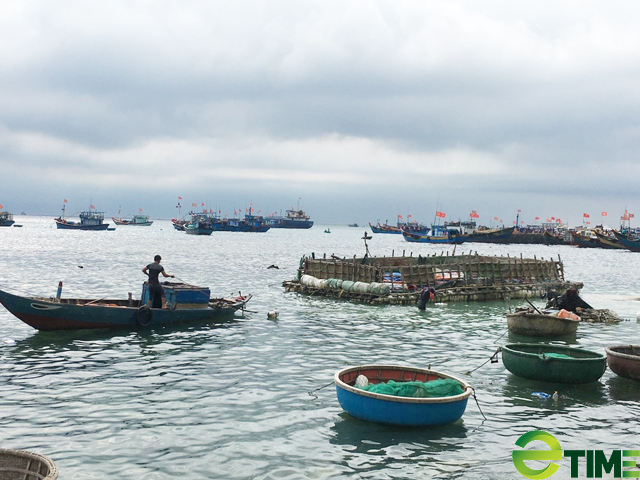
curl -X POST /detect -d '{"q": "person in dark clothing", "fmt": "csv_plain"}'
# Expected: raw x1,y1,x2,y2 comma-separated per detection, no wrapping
548,287,592,312
417,287,436,310
142,255,175,308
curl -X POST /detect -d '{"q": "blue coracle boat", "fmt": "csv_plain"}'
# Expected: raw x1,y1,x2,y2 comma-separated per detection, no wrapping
334,365,473,426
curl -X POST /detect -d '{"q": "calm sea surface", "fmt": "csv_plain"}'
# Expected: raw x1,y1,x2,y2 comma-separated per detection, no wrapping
1,217,640,479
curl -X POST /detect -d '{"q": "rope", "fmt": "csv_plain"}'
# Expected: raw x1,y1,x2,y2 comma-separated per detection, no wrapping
471,387,487,421
308,380,335,398
464,348,501,375
493,328,509,344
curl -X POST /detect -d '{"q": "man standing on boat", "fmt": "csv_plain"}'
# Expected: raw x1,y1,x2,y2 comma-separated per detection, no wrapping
142,255,175,309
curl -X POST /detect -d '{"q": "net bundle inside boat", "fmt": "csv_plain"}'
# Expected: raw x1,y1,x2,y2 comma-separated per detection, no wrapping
357,379,464,398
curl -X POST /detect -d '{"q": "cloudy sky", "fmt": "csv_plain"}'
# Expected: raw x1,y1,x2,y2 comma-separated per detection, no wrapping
1,0,639,226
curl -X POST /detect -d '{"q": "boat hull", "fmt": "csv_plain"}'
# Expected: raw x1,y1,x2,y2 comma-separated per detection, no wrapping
466,227,515,243
605,345,640,381
402,231,466,244
0,288,247,331
502,343,606,384
613,231,640,252
369,223,401,234
334,365,472,426
55,219,109,230
270,219,313,229
506,312,580,337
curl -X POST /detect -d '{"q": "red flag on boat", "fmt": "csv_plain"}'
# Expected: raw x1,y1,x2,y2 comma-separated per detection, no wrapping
518,209,521,213
398,215,403,219
551,217,555,220
91,205,95,209
494,217,498,221
139,208,143,212
64,199,68,203
0,204,2,209
535,217,540,220
202,202,205,207
436,211,446,218
602,212,607,216
583,213,589,218
178,196,182,200
192,203,196,207
408,214,412,218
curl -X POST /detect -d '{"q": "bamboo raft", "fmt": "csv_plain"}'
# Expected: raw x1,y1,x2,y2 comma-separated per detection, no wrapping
283,250,579,305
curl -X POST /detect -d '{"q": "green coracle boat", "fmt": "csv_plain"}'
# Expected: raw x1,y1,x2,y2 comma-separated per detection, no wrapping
501,343,606,384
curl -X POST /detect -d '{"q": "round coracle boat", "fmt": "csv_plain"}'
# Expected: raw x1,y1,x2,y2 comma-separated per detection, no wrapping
335,365,473,426
605,345,640,381
0,448,58,480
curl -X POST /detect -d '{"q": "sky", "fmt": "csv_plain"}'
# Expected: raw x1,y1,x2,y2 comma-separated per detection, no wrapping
1,0,639,226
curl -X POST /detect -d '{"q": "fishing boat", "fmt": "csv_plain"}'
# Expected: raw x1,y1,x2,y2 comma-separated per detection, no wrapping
184,213,214,235
501,343,606,384
0,210,15,227
54,203,109,230
605,345,640,381
172,218,187,231
465,226,515,243
0,282,251,331
506,308,580,337
369,222,401,234
0,448,58,479
269,208,314,229
209,209,270,232
543,230,571,246
570,230,604,248
401,225,467,244
112,214,153,226
334,365,473,426
612,231,640,252
348,223,359,227
593,230,625,249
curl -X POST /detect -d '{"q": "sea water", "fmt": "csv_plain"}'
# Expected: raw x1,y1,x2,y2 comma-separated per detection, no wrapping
1,217,639,479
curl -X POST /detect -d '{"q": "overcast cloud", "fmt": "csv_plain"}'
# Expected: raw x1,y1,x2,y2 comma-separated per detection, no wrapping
1,0,639,226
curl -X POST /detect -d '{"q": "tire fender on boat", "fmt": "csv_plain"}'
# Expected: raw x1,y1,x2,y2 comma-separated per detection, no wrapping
136,305,152,326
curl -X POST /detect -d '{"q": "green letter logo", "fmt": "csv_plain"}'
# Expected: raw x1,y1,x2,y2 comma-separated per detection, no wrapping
513,430,563,479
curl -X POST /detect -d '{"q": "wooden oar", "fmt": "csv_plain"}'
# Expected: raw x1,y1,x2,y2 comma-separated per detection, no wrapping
526,298,543,314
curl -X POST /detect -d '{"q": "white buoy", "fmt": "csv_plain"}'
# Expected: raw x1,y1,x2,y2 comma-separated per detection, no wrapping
267,309,279,319
355,374,369,387
552,391,559,401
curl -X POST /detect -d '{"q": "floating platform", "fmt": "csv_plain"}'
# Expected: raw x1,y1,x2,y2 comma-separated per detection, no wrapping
283,251,579,305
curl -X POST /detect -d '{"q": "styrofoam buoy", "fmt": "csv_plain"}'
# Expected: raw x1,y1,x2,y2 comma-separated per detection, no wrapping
267,309,279,319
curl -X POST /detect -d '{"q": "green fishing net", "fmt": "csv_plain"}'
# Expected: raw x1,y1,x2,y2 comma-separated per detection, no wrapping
539,353,573,359
358,379,464,398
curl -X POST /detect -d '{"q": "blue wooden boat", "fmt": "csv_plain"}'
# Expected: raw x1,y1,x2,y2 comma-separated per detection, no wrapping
0,210,15,227
0,283,251,331
335,365,473,426
369,222,401,234
501,343,606,384
612,230,640,252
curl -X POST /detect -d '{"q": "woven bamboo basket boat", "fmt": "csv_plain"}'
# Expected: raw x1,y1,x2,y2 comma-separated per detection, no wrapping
0,448,58,480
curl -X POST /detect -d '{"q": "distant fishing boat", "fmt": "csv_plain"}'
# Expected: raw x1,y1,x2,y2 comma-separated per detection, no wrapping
369,222,401,234
184,213,214,235
612,231,640,252
401,225,466,244
112,214,153,226
465,226,515,243
0,210,15,227
269,208,314,229
348,223,359,227
210,208,271,232
54,203,109,230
